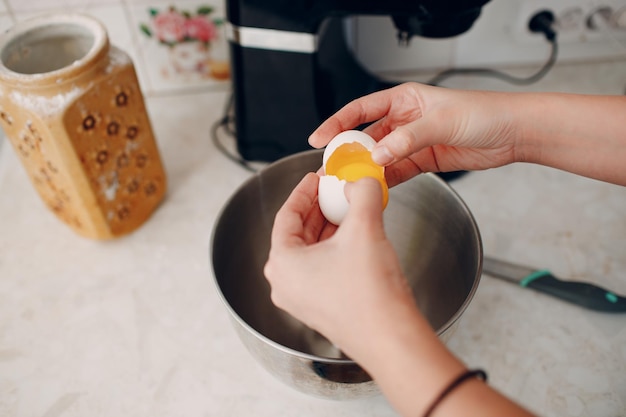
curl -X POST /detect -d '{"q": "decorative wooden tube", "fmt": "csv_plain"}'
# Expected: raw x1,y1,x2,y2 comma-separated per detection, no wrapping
0,14,167,239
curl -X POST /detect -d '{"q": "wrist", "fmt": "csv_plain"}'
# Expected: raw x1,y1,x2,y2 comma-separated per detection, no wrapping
351,301,466,416
510,92,557,165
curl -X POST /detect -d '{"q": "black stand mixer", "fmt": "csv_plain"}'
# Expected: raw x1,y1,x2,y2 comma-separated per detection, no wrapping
226,0,490,162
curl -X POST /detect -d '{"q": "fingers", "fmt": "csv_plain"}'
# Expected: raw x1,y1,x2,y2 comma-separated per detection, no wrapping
342,178,386,240
370,123,421,166
308,83,440,167
383,157,426,187
308,87,400,148
372,108,453,166
271,172,320,248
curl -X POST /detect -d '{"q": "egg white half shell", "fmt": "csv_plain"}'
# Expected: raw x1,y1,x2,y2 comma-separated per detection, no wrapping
322,130,377,169
318,175,349,225
318,130,378,225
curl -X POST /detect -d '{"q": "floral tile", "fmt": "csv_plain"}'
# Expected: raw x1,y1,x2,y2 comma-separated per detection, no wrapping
128,1,230,94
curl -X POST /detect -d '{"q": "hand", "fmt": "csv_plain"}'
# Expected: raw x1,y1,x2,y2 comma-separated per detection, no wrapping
264,173,537,417
263,173,416,359
309,82,519,187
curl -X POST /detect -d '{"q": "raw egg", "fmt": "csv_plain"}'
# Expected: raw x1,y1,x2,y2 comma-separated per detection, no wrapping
318,130,389,225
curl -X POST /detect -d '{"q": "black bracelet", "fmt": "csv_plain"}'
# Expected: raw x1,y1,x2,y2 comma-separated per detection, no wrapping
423,369,488,417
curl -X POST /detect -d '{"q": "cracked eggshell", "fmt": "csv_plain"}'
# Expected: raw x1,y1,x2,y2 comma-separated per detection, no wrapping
318,175,349,225
318,130,377,225
322,130,377,168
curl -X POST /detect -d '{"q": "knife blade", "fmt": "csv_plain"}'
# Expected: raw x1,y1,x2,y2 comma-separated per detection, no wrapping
482,256,626,313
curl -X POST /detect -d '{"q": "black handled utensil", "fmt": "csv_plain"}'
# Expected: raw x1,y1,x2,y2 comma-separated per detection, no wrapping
482,256,626,313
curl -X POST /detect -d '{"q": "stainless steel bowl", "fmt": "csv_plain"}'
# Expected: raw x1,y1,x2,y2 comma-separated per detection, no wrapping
211,149,482,400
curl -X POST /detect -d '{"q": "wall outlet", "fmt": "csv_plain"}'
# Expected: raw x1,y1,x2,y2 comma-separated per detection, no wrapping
351,0,626,74
516,0,626,44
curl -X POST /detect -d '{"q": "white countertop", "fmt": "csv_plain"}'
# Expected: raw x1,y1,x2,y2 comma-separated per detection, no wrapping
1,61,626,416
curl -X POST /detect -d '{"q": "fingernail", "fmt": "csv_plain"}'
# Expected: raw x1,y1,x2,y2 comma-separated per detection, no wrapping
308,133,323,148
371,145,393,165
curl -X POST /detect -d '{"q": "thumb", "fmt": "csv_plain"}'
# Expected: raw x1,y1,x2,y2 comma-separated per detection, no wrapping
341,177,386,239
371,114,450,166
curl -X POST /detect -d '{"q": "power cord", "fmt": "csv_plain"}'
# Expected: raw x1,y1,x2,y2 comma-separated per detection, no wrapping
210,93,258,173
212,11,559,174
427,10,558,86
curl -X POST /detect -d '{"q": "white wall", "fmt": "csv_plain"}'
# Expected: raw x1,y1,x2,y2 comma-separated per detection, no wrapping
350,0,626,74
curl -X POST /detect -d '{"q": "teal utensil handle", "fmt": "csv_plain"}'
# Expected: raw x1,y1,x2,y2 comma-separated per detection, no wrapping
522,271,626,312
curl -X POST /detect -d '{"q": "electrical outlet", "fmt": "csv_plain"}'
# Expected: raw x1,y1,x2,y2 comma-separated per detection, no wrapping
516,0,626,44
351,0,626,75
452,0,626,69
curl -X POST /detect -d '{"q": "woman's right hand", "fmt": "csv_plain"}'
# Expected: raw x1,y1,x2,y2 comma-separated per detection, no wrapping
309,82,519,187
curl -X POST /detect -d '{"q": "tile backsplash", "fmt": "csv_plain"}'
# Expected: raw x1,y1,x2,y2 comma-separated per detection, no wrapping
132,2,229,93
0,0,231,96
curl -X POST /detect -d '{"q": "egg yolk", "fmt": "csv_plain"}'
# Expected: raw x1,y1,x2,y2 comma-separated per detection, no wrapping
325,142,389,209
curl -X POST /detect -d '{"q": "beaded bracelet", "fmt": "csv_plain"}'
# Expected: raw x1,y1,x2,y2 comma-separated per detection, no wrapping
423,369,488,417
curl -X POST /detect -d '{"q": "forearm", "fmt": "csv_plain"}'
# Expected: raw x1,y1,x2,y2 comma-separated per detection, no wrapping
350,302,536,417
513,92,626,186
359,304,465,417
